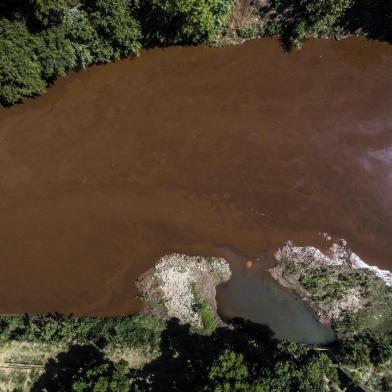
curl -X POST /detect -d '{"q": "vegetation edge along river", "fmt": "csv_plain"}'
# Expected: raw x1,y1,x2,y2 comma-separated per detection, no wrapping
1,1,392,391
1,242,392,391
1,0,392,106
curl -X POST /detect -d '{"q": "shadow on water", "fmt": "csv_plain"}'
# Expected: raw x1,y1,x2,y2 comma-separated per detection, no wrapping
215,245,336,345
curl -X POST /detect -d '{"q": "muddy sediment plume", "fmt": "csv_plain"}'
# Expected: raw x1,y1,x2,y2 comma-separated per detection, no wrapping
0,38,392,315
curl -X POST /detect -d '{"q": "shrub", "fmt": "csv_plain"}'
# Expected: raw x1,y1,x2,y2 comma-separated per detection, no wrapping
84,0,142,62
190,283,218,334
0,314,165,351
72,359,130,392
30,0,71,27
207,350,250,392
0,19,46,105
137,0,234,45
36,25,77,80
262,0,354,47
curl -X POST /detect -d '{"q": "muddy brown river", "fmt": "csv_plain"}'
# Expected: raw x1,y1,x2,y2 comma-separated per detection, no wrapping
0,37,391,316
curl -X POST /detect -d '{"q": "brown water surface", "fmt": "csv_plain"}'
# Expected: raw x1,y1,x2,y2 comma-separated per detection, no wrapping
0,38,392,315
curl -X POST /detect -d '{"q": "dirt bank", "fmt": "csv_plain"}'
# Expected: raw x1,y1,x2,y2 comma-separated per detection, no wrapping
269,239,392,336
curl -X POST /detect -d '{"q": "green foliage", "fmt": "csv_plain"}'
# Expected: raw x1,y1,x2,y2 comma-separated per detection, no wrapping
84,0,142,62
62,7,98,68
128,319,341,391
338,332,392,367
0,314,165,351
257,341,340,392
207,350,250,391
0,19,46,105
137,0,234,45
334,281,392,336
37,25,77,80
299,268,344,301
261,0,354,47
72,359,130,392
0,0,142,105
299,267,375,303
30,0,70,26
2,0,392,105
1,316,342,392
190,282,218,334
202,339,339,392
236,22,263,39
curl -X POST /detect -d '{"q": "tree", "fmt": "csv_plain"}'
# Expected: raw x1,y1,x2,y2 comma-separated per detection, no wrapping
83,0,141,62
264,0,353,47
36,25,77,80
72,360,130,392
0,19,46,105
206,350,250,392
30,0,69,26
62,7,97,68
258,342,340,392
137,0,234,45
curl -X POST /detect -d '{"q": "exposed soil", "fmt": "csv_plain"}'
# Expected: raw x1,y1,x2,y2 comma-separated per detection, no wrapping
136,254,230,329
0,37,391,315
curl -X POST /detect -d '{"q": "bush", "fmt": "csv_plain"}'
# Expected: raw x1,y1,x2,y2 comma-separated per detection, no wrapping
190,283,218,334
0,314,165,351
30,0,71,27
2,0,392,105
37,25,77,80
0,19,46,105
262,0,354,47
84,0,142,62
336,333,392,367
62,7,97,68
0,0,142,105
137,0,234,45
72,359,130,392
207,350,250,392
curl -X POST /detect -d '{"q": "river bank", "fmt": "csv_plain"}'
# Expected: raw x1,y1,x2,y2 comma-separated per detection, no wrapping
136,254,231,333
3,0,392,105
2,245,390,390
1,36,392,316
269,239,392,391
0,251,347,391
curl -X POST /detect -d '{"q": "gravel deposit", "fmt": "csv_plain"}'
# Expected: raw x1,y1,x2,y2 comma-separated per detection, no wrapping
270,240,392,327
136,253,231,330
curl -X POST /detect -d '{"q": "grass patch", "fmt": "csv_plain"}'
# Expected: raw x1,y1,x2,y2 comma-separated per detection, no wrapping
190,283,218,335
0,314,165,352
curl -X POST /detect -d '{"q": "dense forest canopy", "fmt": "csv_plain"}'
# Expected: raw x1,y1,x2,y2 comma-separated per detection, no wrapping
0,315,342,391
1,0,392,105
0,0,234,105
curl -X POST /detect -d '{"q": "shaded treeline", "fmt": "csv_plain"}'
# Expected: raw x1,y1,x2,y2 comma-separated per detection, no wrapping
21,317,341,391
3,314,381,390
0,0,234,105
1,0,392,106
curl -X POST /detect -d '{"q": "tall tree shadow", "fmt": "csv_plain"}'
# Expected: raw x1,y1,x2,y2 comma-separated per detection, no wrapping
258,0,392,49
131,317,276,391
31,344,108,392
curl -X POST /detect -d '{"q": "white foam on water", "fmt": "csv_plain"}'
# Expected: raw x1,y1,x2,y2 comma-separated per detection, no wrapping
324,237,392,287
349,252,392,287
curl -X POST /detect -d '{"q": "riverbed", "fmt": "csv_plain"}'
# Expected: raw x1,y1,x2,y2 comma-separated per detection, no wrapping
0,37,391,315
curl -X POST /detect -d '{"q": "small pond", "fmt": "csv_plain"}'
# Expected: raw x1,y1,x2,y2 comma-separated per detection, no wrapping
215,246,336,345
